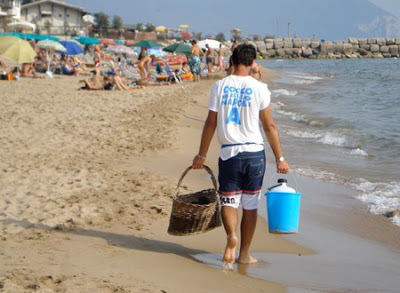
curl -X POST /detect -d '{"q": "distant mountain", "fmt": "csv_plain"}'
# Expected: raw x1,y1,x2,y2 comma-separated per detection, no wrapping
188,0,400,40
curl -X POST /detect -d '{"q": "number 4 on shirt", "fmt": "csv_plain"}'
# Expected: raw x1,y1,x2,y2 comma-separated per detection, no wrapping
226,108,241,125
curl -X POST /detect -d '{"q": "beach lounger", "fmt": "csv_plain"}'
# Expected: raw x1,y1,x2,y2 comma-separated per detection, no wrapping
163,63,182,83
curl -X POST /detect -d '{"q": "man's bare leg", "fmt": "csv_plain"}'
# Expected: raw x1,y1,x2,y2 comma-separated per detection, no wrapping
221,206,238,263
238,208,258,264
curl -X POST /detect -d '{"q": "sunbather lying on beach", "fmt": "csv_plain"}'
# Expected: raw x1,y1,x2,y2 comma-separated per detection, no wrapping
80,72,144,91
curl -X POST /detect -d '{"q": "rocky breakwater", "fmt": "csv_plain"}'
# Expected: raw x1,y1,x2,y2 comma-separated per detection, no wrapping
251,38,400,59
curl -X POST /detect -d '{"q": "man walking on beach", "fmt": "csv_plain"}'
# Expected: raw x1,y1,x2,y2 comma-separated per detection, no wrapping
192,43,289,265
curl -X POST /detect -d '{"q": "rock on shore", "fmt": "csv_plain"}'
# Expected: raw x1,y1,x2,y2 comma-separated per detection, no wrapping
252,37,400,59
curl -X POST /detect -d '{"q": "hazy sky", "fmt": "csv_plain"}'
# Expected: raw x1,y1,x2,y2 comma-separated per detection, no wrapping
369,0,400,16
66,0,400,38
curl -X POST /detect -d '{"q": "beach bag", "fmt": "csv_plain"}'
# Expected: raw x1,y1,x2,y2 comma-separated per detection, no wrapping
167,165,221,236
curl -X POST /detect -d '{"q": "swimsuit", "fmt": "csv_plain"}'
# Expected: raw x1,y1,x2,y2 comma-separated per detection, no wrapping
188,55,201,74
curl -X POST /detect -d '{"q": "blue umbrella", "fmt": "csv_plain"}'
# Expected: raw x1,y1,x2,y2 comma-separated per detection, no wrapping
74,36,99,45
59,40,83,55
20,33,59,41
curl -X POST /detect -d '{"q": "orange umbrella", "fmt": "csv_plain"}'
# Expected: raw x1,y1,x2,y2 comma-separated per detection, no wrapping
99,38,117,45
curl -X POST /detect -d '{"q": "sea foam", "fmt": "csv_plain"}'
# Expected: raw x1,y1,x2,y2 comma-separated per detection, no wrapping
272,89,298,97
317,132,348,147
356,180,400,226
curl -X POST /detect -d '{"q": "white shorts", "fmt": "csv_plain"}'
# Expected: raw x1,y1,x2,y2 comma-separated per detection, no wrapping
219,191,261,210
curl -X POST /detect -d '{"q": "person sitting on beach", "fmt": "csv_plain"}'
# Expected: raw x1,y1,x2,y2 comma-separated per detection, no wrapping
81,71,105,90
20,61,42,78
61,58,80,76
180,62,191,74
0,57,9,71
189,40,203,82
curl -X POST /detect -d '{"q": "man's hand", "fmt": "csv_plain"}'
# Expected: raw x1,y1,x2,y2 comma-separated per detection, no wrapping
277,160,289,174
192,154,206,169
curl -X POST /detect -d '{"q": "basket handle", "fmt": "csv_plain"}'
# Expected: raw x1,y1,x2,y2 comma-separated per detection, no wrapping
176,165,218,196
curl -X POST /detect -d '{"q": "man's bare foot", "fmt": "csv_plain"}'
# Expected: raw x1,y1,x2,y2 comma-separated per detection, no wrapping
238,255,258,264
223,235,238,264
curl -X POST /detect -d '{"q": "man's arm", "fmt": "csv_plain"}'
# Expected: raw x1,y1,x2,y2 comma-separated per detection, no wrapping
192,110,217,169
260,106,289,174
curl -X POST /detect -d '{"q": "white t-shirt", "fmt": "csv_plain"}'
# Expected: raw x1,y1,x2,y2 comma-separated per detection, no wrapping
208,75,271,160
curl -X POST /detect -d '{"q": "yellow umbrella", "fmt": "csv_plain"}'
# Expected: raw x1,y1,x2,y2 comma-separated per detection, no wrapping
0,36,37,64
155,25,166,33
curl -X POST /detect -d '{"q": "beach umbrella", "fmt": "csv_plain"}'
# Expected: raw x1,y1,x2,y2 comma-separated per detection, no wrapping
37,39,66,77
125,40,135,46
74,36,99,45
99,38,117,45
105,44,136,56
59,40,84,55
37,39,66,52
7,20,36,32
27,34,59,42
163,43,192,54
0,36,37,64
130,40,163,48
0,32,21,37
114,39,124,45
155,26,166,33
197,39,221,49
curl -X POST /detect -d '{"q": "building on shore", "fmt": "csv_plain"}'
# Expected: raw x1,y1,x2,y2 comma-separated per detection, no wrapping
20,0,86,35
0,0,21,31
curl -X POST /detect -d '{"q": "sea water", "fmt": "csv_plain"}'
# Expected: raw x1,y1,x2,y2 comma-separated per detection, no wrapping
259,58,400,227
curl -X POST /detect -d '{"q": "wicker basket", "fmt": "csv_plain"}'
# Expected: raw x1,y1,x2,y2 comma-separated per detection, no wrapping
167,165,221,236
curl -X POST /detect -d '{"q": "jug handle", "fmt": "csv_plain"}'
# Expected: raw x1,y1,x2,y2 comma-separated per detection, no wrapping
268,173,299,192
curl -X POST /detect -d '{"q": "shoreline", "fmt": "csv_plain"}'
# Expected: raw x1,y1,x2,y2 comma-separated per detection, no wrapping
0,68,399,292
128,68,400,292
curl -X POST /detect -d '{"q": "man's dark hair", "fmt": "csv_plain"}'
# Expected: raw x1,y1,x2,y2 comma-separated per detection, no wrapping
231,43,256,66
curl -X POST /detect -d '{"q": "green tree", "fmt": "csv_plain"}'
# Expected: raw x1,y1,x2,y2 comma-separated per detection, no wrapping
252,34,262,41
192,31,203,40
264,34,275,39
21,0,35,4
144,22,155,32
215,32,226,42
135,23,144,31
94,12,109,36
112,15,123,30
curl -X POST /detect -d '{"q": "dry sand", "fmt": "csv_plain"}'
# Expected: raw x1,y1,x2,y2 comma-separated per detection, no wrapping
1,68,399,293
